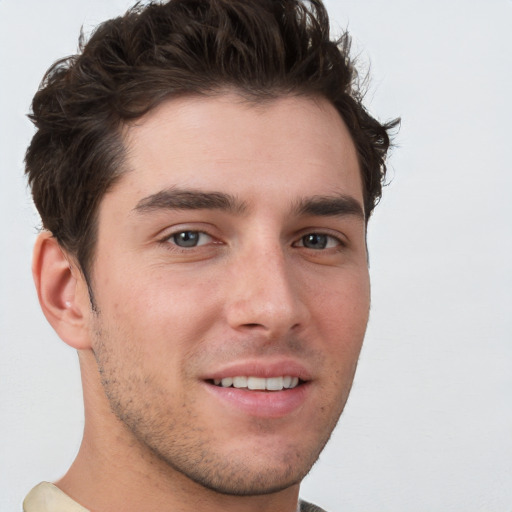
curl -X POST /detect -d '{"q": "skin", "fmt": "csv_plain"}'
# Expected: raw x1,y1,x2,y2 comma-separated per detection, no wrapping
34,93,370,512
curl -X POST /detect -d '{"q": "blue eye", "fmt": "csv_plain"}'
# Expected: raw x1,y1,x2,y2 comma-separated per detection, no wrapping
171,231,210,248
302,234,327,249
298,233,340,250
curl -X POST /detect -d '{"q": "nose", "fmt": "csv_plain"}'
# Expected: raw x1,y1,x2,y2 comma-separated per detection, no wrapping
224,240,309,339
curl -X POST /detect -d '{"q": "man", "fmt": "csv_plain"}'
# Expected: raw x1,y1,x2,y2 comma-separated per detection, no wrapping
23,0,397,510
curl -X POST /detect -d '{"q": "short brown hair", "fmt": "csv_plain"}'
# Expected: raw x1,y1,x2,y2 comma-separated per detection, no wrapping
25,0,398,281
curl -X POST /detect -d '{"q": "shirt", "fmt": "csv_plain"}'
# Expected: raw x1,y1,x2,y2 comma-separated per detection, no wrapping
23,482,328,512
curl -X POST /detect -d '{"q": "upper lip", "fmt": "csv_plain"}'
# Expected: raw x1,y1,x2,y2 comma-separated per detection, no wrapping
202,359,313,382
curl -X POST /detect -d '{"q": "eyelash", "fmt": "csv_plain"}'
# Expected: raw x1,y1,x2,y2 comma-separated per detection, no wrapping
293,233,344,250
159,230,216,252
160,229,345,252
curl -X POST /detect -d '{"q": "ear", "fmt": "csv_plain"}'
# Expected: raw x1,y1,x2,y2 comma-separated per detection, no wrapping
32,231,93,350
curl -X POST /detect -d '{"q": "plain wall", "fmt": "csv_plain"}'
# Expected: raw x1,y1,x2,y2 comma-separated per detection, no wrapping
1,1,511,510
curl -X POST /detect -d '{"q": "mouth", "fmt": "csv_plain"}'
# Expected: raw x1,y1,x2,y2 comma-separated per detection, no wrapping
209,376,302,391
202,363,311,418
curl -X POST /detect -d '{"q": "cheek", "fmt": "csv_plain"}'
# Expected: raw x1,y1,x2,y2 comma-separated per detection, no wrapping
92,266,224,360
310,273,369,415
310,267,370,354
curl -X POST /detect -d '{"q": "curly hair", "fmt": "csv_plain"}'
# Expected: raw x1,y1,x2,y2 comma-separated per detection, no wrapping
25,0,398,281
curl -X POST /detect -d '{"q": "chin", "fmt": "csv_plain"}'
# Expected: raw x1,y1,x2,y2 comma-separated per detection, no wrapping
167,456,309,496
146,429,331,497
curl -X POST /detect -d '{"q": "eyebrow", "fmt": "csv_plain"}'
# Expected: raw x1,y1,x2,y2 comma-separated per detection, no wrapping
293,194,365,221
133,188,364,221
134,189,248,215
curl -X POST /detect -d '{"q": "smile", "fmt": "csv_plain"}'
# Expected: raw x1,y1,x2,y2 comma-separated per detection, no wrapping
212,376,300,391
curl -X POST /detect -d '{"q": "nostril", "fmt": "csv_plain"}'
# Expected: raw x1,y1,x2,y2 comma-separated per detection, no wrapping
243,323,262,328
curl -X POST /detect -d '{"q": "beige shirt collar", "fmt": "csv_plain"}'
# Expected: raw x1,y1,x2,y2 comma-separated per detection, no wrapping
23,481,324,512
23,482,90,512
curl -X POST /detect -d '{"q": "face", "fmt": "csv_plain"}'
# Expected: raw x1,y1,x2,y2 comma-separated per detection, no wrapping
87,93,370,495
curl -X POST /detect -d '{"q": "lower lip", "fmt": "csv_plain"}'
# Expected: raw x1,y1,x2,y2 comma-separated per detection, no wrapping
203,382,310,419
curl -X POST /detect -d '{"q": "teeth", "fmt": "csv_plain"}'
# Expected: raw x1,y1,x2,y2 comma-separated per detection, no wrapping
266,376,283,391
221,377,233,387
214,376,300,391
247,377,266,390
233,376,248,388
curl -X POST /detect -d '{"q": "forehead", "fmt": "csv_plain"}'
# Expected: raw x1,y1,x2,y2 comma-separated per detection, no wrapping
113,93,362,210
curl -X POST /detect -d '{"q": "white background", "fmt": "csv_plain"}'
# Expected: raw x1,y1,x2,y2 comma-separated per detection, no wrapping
1,1,511,511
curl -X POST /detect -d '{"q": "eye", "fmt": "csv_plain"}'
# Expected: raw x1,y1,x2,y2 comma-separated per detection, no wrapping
169,231,212,248
296,233,341,250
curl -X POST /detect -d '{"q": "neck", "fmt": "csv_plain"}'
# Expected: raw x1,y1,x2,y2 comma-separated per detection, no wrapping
57,351,301,512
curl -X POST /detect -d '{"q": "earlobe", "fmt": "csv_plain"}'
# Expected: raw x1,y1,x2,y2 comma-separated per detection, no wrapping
32,231,92,350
